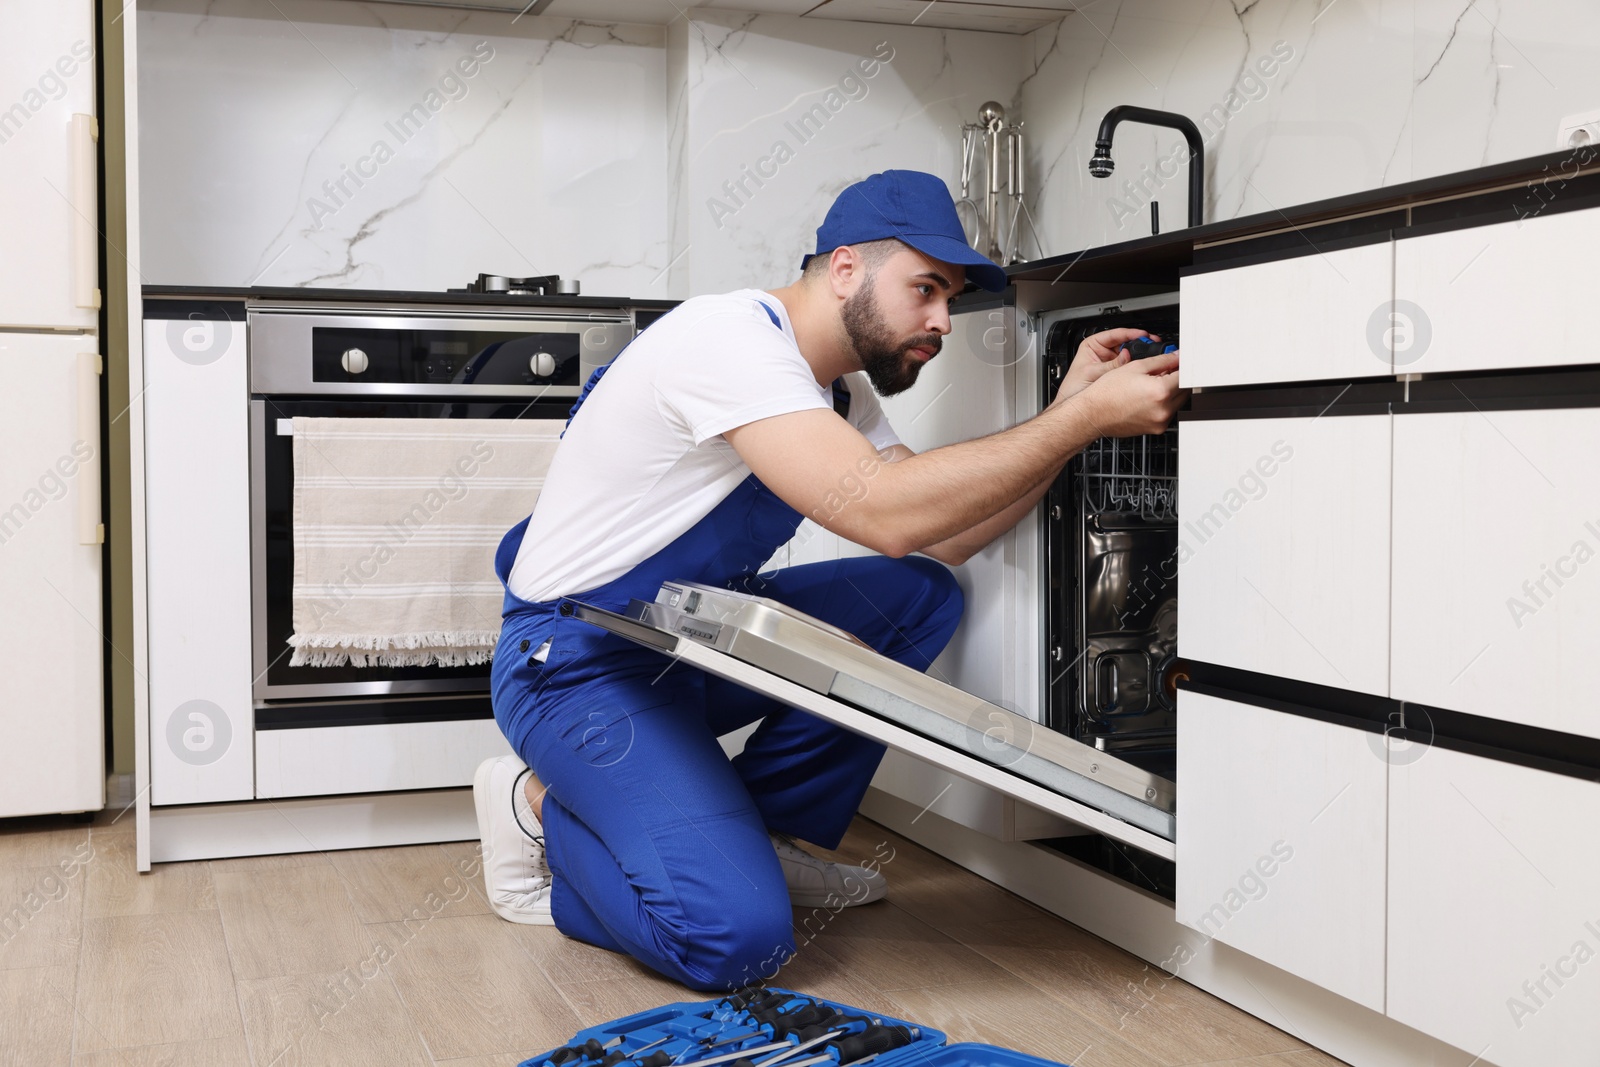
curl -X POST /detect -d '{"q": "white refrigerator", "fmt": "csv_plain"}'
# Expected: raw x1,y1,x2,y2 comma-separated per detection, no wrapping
0,0,106,816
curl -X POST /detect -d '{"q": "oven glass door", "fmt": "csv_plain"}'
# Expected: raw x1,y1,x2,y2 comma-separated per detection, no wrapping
252,396,572,701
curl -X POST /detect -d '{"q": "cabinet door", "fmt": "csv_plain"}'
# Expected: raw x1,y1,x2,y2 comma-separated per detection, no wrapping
0,1,98,330
0,334,104,815
144,315,254,804
1178,415,1390,695
1391,409,1600,739
1176,692,1387,1011
1179,241,1393,388
1394,205,1600,376
1388,745,1600,1066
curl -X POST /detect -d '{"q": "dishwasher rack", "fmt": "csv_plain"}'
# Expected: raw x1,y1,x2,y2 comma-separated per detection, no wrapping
1078,428,1179,523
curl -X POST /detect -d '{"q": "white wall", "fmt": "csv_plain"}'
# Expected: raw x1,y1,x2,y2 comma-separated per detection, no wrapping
137,0,670,296
1020,0,1600,257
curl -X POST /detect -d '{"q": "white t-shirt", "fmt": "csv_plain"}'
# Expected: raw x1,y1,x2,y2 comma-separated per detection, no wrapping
506,289,903,603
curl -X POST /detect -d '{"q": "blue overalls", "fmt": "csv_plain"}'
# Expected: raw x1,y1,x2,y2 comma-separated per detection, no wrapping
488,300,964,990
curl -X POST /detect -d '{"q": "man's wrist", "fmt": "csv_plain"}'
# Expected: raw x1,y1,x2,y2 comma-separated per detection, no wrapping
1052,385,1103,445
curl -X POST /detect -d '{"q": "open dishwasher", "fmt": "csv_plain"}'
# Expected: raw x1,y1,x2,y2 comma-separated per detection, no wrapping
1043,293,1184,782
564,579,1178,859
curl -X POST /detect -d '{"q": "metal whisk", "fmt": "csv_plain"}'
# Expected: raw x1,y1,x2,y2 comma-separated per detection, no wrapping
958,102,1044,266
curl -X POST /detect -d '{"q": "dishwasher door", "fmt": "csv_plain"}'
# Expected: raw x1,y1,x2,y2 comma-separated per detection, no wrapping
565,580,1177,859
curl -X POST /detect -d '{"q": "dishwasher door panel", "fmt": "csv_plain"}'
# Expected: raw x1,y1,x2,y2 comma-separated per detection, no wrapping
567,582,1176,859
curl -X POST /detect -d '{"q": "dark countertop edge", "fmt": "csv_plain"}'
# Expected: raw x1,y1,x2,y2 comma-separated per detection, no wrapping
140,284,678,309
1008,145,1599,284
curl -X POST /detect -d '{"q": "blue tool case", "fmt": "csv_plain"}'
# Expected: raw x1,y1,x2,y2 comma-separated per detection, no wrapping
518,987,1069,1067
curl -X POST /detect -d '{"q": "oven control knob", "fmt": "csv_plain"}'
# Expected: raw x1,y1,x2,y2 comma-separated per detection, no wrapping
530,351,557,377
340,348,369,375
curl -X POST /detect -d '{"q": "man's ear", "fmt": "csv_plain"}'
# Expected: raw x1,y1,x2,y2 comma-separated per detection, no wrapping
829,245,862,298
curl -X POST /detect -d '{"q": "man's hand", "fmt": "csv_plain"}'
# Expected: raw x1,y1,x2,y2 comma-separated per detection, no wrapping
1055,328,1158,403
1076,350,1186,438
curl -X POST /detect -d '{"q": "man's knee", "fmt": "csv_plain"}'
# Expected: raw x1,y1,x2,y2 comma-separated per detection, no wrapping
685,889,796,991
900,555,964,641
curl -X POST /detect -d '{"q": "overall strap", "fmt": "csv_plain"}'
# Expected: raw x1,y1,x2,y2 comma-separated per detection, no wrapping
565,296,851,434
753,298,851,419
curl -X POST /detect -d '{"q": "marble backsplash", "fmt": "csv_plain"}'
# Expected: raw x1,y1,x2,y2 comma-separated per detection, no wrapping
136,0,671,296
137,1,1600,297
136,2,1028,299
1019,0,1600,258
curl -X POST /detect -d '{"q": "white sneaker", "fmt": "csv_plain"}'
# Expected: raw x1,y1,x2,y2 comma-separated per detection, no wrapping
472,754,554,925
769,832,888,909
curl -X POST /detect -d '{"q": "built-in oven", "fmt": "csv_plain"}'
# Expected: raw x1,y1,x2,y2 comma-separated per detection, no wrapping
247,304,636,717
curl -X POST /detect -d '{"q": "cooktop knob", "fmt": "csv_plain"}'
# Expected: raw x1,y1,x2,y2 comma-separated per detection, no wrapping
340,347,369,374
531,351,557,377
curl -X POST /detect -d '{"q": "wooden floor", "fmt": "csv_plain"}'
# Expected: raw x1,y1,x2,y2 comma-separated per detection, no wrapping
0,808,1347,1067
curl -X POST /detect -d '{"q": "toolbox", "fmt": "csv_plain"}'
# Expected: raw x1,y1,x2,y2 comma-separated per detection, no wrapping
518,987,1071,1067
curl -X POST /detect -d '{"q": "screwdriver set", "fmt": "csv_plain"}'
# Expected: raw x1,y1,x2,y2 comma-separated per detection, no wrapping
518,987,1068,1067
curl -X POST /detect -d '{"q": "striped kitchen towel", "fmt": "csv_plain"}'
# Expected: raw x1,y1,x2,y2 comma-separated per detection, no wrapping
288,416,562,668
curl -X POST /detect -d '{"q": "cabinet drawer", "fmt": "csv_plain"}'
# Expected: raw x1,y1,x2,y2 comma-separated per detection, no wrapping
1177,415,1390,696
255,720,512,798
1176,691,1386,1011
1388,744,1600,1066
1394,205,1600,376
1391,409,1600,739
1179,241,1393,388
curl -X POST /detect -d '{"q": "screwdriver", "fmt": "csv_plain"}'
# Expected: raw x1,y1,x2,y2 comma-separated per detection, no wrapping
764,1053,885,1067
761,1004,839,1037
622,1037,753,1067
659,1038,811,1067
692,1030,762,1053
832,1025,917,1061
792,1015,873,1044
726,989,794,1016
592,1036,673,1067
762,1028,911,1067
748,993,807,1014
548,1036,625,1065
720,1029,844,1067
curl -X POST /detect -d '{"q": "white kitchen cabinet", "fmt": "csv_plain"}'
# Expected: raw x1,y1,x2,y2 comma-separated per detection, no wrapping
1391,409,1600,739
878,305,1042,718
0,1,99,331
1179,241,1393,388
0,334,105,815
1176,691,1387,1012
144,314,255,804
1177,414,1390,696
1388,744,1600,1066
1394,206,1600,376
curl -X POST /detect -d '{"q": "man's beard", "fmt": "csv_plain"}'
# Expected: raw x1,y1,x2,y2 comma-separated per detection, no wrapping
841,279,941,397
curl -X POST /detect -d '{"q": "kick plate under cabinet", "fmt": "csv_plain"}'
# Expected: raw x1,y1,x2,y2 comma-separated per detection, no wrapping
566,581,1177,858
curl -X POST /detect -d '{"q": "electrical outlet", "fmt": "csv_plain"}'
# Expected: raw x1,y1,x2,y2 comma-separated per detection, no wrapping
1555,108,1600,150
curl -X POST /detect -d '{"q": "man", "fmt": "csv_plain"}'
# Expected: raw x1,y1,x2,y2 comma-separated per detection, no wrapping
475,170,1182,991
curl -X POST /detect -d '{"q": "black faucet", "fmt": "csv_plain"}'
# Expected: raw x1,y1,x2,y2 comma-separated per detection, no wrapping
1088,106,1204,229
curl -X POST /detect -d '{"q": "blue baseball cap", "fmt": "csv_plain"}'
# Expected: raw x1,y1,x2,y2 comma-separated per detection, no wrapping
804,169,1008,292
